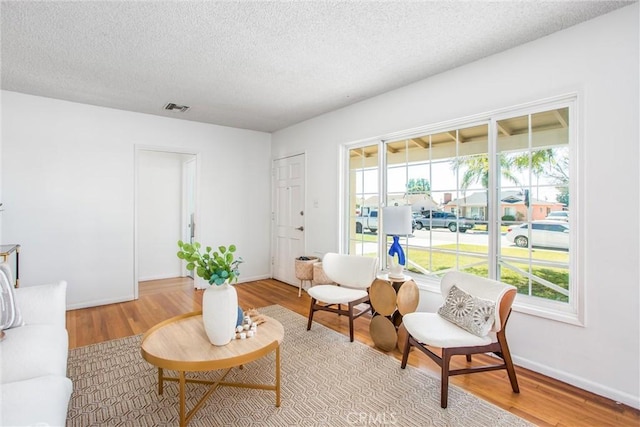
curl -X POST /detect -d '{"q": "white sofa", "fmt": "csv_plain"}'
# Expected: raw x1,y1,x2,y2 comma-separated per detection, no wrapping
0,273,72,426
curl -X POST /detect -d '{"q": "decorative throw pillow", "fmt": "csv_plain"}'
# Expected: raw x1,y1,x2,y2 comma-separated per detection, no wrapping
438,284,495,337
0,268,23,329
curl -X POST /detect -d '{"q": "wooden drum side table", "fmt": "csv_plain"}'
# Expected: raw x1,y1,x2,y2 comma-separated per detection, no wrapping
141,312,284,426
369,274,419,352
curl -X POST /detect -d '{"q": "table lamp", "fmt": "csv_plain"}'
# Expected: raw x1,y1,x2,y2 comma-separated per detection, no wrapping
383,205,413,279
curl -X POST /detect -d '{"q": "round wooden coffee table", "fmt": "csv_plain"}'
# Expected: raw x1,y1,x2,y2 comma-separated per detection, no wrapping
141,311,284,426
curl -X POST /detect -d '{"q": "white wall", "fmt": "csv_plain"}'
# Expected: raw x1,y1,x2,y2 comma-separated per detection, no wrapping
272,5,639,409
1,92,272,308
0,97,2,245
138,150,185,281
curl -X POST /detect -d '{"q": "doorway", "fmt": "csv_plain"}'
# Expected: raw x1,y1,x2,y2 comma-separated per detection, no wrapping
135,148,198,298
272,153,306,287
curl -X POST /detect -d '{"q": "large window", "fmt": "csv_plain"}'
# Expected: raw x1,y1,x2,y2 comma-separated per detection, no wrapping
344,98,578,322
348,144,380,256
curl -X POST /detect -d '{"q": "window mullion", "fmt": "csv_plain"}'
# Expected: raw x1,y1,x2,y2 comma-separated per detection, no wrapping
488,118,498,279
379,139,387,269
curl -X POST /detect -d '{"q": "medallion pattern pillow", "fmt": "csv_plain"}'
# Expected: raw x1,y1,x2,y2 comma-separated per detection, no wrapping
438,284,495,337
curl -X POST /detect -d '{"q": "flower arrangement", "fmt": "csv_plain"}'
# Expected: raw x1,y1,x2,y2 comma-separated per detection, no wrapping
177,240,243,285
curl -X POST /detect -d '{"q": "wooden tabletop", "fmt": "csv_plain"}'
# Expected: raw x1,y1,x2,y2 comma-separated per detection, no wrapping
141,311,284,372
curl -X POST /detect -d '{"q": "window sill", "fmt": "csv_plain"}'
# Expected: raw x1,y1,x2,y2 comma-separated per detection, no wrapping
512,299,584,327
412,276,584,327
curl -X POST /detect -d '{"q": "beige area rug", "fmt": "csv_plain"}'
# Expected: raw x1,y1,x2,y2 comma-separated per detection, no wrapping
67,305,532,426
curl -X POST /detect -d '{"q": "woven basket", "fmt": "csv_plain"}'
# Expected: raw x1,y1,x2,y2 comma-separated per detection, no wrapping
295,257,318,281
312,262,334,285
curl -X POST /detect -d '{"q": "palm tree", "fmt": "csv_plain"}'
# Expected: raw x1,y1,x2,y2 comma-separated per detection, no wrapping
451,154,520,223
545,149,569,184
512,149,553,173
406,178,430,194
511,149,553,199
511,148,569,208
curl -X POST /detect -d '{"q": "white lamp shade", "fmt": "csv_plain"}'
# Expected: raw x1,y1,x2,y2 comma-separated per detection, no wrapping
383,206,413,235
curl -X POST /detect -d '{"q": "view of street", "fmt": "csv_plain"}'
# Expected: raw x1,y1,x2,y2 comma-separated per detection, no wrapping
356,228,502,250
408,228,490,247
354,227,568,256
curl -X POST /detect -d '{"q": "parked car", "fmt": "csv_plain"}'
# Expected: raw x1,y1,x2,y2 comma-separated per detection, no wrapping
545,211,569,222
355,207,378,233
413,211,474,233
356,208,417,234
505,220,569,249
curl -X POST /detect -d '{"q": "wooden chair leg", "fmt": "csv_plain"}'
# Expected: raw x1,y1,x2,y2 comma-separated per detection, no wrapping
498,332,520,393
441,349,452,408
306,298,317,331
400,333,412,368
466,355,472,362
348,302,355,342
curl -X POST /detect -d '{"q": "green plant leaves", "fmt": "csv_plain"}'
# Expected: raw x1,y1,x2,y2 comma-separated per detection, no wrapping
176,240,243,285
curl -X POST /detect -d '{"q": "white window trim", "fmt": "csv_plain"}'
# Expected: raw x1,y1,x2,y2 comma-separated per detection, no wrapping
491,95,583,326
342,93,584,326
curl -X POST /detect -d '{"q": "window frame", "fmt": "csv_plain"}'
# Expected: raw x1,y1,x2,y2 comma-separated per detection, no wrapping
341,94,583,325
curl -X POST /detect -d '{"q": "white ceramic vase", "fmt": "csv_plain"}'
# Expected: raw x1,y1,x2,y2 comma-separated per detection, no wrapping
202,282,238,346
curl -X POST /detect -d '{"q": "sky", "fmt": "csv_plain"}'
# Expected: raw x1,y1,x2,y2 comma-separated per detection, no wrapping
357,160,563,207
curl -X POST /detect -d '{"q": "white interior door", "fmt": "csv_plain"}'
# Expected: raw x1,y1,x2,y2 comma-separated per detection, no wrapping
272,154,305,286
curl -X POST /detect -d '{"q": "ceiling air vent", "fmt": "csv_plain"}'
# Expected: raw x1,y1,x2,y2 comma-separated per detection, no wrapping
164,102,190,112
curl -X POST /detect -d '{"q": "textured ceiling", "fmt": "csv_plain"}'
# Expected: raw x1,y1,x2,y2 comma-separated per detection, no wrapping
1,1,634,132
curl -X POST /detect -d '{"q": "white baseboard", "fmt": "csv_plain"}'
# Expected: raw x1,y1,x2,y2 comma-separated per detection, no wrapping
513,355,640,410
197,274,273,290
67,295,135,310
138,273,181,282
235,274,271,284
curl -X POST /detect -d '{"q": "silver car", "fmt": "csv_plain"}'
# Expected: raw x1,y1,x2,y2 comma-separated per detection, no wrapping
545,211,569,222
505,220,569,250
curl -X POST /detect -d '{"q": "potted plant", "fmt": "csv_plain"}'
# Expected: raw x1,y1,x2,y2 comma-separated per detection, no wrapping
177,240,243,285
177,240,244,346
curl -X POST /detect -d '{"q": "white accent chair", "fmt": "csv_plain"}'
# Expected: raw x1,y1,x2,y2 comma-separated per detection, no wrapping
306,253,378,342
400,271,520,408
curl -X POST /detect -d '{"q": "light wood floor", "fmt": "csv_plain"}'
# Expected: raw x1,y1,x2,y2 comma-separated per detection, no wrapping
66,277,640,427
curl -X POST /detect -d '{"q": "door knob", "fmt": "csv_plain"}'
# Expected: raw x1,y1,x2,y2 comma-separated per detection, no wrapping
296,226,304,231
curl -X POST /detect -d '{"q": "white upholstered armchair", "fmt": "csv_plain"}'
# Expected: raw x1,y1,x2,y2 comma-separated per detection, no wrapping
306,253,378,342
400,271,520,408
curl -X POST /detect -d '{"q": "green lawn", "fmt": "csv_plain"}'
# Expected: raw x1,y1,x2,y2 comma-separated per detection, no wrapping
351,234,570,302
406,244,569,302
